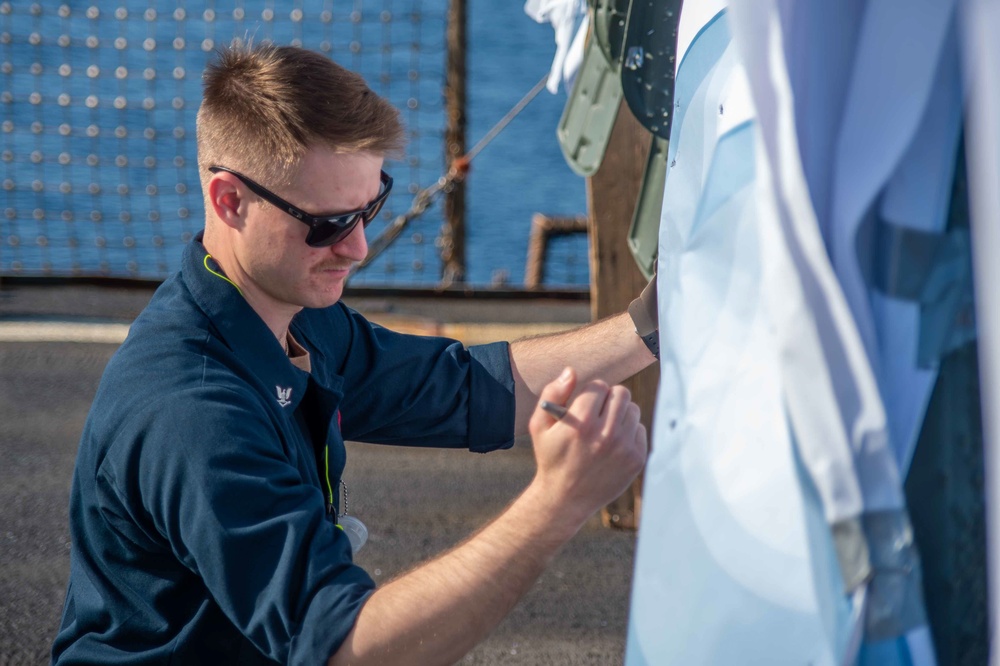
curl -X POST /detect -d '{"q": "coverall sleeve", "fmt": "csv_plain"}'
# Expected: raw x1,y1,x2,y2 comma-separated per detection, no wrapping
306,304,517,451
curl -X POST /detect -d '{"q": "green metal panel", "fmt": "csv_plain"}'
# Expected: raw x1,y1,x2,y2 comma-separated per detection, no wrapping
627,136,668,279
620,0,681,273
591,0,631,67
568,0,679,275
557,39,624,177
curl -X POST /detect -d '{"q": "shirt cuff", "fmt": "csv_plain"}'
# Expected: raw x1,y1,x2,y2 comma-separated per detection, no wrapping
466,341,516,453
288,581,374,666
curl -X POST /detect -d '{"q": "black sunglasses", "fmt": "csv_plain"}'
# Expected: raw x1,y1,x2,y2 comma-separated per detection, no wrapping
208,165,393,247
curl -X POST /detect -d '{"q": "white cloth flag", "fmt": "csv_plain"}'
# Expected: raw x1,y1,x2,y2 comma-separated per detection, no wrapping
627,9,854,663
523,0,589,94
625,1,960,663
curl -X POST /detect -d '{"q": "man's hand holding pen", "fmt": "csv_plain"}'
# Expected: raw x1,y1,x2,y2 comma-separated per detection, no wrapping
528,367,648,533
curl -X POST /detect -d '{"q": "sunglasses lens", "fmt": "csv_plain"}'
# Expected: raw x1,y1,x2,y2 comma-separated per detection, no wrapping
303,174,390,247
305,215,361,248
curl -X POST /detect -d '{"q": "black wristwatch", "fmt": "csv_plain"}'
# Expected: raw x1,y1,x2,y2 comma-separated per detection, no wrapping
627,290,660,361
637,329,660,360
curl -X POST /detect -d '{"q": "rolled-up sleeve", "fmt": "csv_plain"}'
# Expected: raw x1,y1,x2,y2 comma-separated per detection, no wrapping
313,305,516,452
466,341,516,452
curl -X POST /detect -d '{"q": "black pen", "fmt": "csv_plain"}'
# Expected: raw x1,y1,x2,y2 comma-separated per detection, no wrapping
539,400,568,420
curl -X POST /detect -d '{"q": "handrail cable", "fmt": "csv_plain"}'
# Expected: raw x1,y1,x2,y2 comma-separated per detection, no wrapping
351,74,550,277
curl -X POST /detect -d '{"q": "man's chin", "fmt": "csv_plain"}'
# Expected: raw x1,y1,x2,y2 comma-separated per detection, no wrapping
299,286,345,310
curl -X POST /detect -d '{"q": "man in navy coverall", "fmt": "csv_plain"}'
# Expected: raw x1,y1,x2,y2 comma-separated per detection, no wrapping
53,42,657,665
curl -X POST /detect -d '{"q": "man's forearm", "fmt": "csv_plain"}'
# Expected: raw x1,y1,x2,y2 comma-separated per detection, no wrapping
329,372,648,666
329,481,579,666
508,312,656,435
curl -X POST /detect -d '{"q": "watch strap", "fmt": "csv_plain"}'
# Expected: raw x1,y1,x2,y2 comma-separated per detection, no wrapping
628,278,660,360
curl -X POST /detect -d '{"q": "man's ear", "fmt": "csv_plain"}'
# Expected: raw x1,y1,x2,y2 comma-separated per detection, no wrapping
207,172,248,231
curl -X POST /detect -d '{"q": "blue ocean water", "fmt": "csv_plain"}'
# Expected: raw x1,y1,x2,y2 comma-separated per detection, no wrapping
0,1,589,287
464,1,588,287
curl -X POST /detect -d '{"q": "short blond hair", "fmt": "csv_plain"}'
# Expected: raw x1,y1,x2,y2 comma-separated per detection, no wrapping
196,41,405,190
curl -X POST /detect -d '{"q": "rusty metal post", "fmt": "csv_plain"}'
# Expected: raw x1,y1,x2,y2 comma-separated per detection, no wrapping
441,0,467,285
524,214,589,289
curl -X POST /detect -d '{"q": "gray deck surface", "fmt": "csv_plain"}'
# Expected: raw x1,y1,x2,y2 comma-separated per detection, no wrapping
0,285,634,665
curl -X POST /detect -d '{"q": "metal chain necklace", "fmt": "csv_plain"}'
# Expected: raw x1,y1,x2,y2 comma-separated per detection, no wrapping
338,480,368,554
